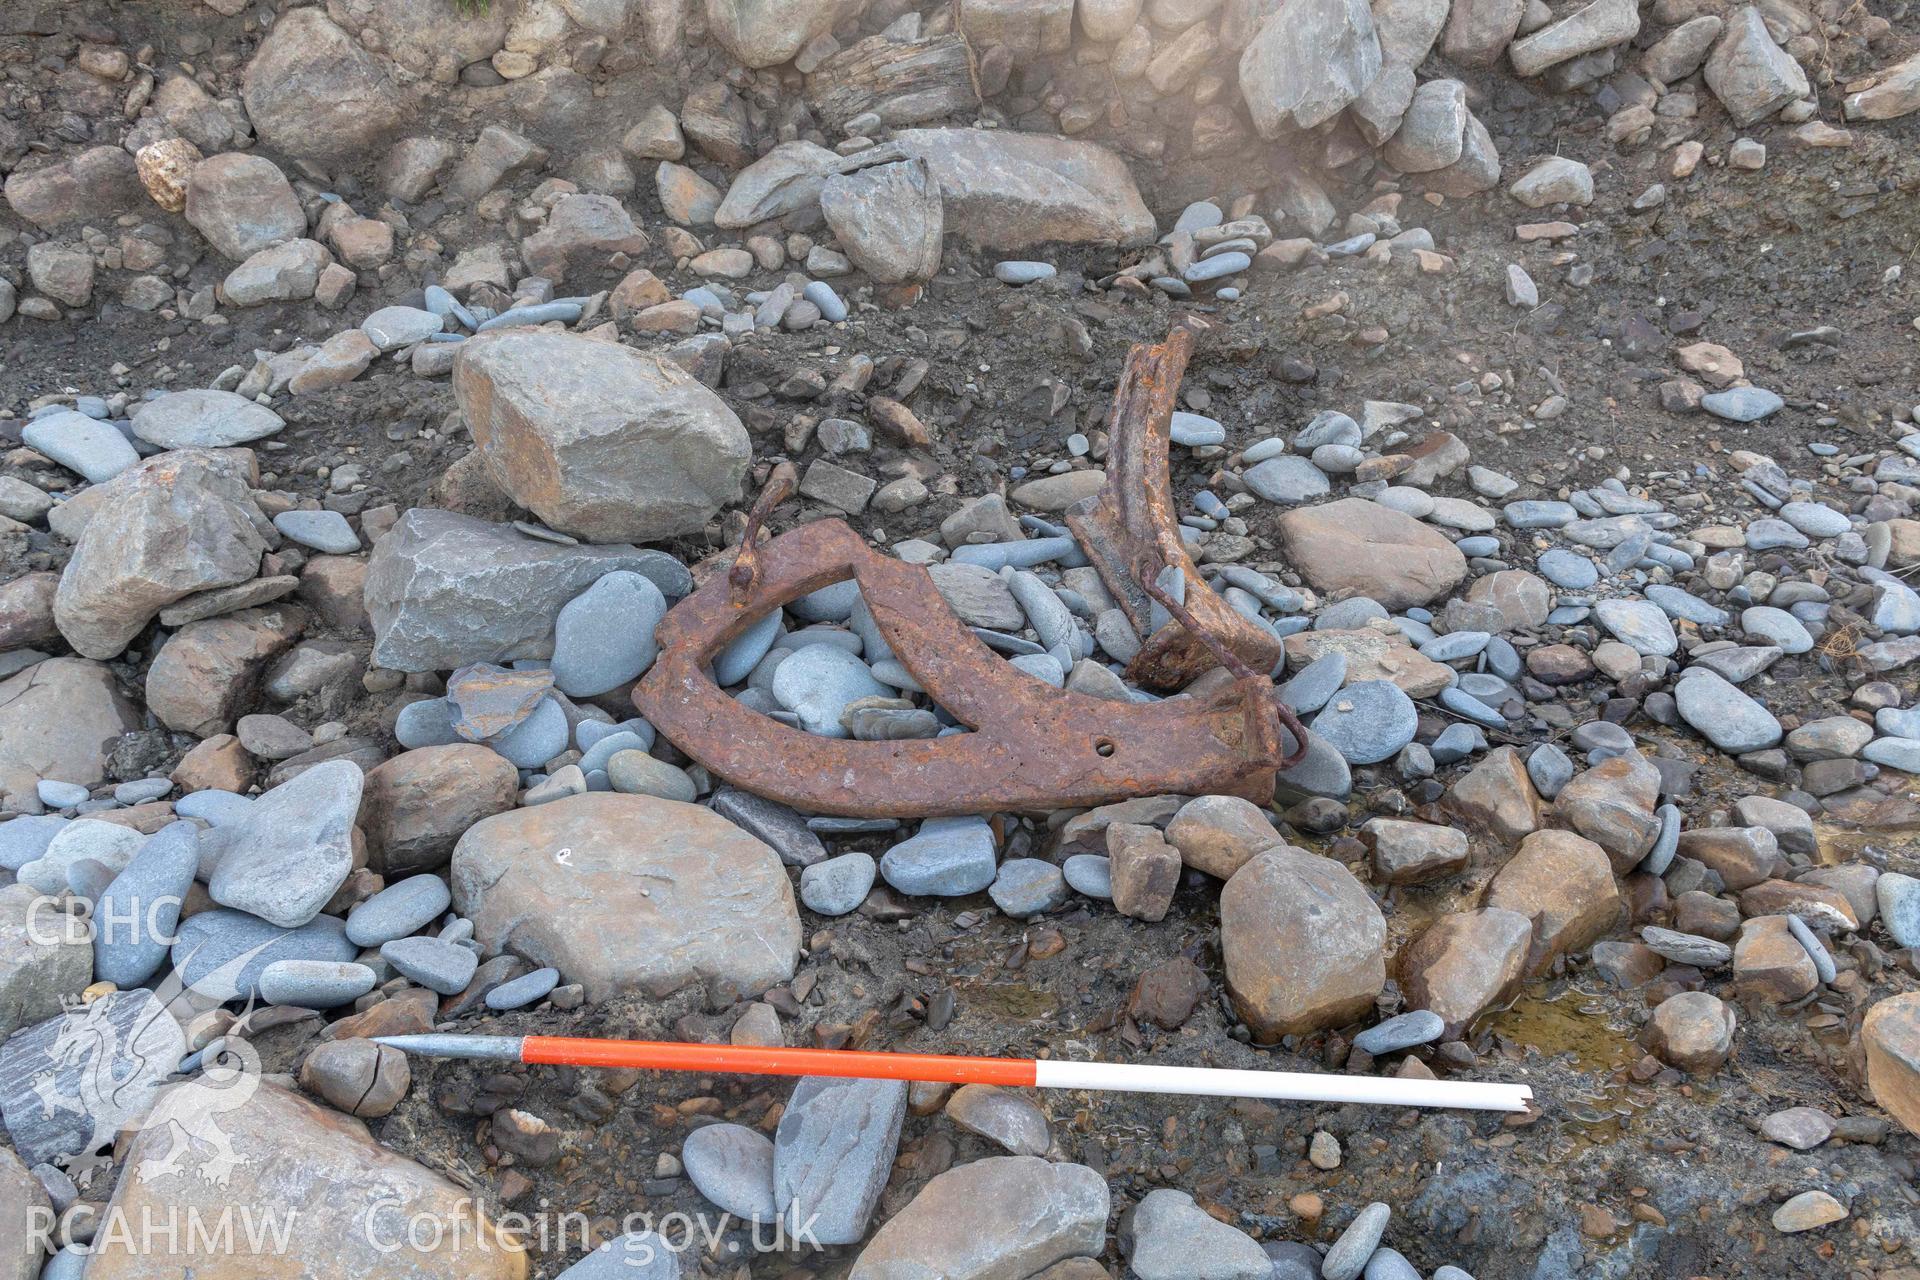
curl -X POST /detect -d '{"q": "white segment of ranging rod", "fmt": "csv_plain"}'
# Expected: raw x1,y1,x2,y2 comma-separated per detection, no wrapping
1033,1059,1534,1113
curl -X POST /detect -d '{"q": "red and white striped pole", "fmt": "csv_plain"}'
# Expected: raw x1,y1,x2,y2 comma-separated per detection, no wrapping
374,1034,1534,1113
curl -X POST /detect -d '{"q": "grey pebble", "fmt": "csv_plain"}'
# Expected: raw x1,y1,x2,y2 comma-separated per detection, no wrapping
879,817,997,896
1312,681,1418,765
381,935,480,995
1352,1009,1444,1055
1322,1202,1391,1280
346,873,453,947
258,959,378,1008
988,858,1067,917
273,509,360,554
552,570,668,697
487,966,562,1011
800,852,876,916
1063,853,1112,899
683,1122,778,1222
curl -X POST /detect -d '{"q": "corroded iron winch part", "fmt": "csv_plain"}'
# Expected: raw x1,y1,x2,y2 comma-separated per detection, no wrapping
634,518,1297,818
1065,323,1285,691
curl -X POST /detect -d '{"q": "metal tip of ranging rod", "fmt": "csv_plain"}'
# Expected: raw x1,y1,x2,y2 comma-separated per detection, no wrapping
372,1034,526,1062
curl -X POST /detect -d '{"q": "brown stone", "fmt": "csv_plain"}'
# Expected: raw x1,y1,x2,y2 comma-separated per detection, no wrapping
1282,627,1454,697
85,1082,525,1279
1363,818,1469,885
1863,992,1920,1138
298,555,369,631
171,733,253,793
1552,753,1662,873
609,268,671,320
145,605,308,737
323,987,438,1042
1444,746,1541,843
1221,848,1386,1042
1058,794,1182,851
1672,890,1740,942
1736,879,1858,932
1485,829,1622,973
1465,570,1551,630
1646,990,1735,1073
1107,822,1182,923
360,745,519,876
1164,794,1284,879
0,573,60,651
1127,955,1210,1030
1273,498,1468,610
1399,907,1532,1038
1525,643,1594,684
1732,915,1818,1002
298,1037,410,1118
0,657,140,804
1675,826,1781,891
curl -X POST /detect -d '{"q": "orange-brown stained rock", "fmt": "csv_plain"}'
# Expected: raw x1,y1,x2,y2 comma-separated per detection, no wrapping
144,604,308,738
85,1082,526,1280
1863,992,1920,1137
1675,826,1782,891
1485,829,1623,973
1400,907,1532,1039
1273,498,1468,610
1165,793,1286,879
1444,745,1541,845
1282,627,1454,698
1222,848,1385,1042
359,744,519,877
1647,990,1736,1073
1552,753,1663,873
1107,822,1182,923
1732,915,1818,1002
1736,879,1859,932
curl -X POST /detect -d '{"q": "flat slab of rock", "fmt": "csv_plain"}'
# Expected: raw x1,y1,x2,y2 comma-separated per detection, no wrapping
0,988,184,1167
454,330,749,543
847,1155,1109,1279
451,793,799,1003
207,759,362,928
0,657,139,804
1274,498,1467,609
83,1082,526,1279
775,1076,907,1245
364,508,689,672
889,129,1155,251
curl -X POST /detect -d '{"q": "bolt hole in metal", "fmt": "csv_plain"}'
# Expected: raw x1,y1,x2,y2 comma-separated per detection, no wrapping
1094,739,1117,758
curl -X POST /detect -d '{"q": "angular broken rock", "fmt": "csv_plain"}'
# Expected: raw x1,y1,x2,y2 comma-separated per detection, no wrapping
819,158,945,284
145,604,308,737
0,882,92,1042
364,508,689,672
1704,6,1810,127
82,1082,525,1280
707,0,854,67
451,793,799,1003
183,153,306,262
889,129,1156,251
1863,992,1920,1137
0,657,139,804
1485,829,1622,973
519,193,651,283
1221,847,1385,1041
1553,752,1662,872
775,1076,908,1245
715,141,840,228
1508,0,1639,77
359,744,520,876
1239,0,1382,134
53,451,269,660
1401,907,1532,1038
847,1156,1109,1279
455,329,749,543
1445,744,1542,842
1273,498,1467,609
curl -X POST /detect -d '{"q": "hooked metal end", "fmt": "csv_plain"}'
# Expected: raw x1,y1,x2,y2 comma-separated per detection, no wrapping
372,1034,526,1062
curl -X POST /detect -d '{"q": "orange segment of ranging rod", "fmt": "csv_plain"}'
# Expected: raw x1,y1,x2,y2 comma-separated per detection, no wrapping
521,1036,1040,1087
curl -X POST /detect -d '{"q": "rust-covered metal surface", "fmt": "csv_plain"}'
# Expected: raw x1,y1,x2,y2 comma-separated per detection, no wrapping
1066,323,1284,691
634,325,1309,818
634,517,1298,817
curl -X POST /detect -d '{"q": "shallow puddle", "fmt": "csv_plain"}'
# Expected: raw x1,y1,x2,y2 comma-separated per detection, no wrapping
1482,985,1663,1150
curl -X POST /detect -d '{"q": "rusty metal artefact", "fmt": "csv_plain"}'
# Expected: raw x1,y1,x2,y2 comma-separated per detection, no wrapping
633,326,1307,818
1066,323,1284,691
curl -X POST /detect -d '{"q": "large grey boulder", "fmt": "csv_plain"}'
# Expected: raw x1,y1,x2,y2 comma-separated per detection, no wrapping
706,0,861,67
53,451,268,660
1704,6,1809,125
889,129,1156,251
208,759,364,928
1239,0,1382,134
183,153,306,261
819,158,944,283
0,659,139,805
322,0,511,84
454,330,749,543
363,508,689,671
775,1076,908,1245
241,8,407,167
848,1157,1109,1278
